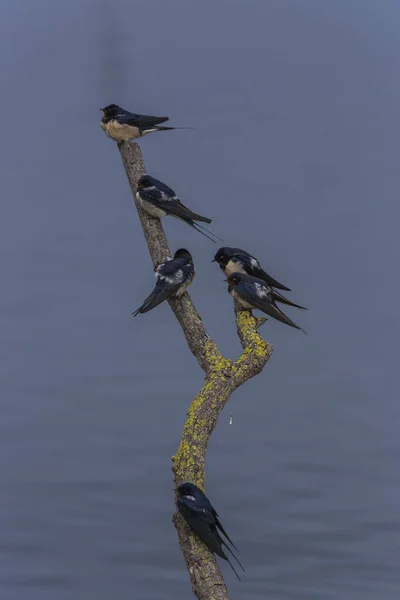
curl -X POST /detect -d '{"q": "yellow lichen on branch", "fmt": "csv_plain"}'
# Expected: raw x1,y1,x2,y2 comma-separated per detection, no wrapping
172,312,272,490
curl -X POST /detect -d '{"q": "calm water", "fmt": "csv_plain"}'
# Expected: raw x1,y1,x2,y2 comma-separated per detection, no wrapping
1,1,400,598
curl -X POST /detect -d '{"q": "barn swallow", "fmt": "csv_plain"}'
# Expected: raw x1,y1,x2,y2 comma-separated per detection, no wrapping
100,104,176,142
132,249,194,316
213,247,291,291
227,272,306,333
176,482,245,581
136,175,220,242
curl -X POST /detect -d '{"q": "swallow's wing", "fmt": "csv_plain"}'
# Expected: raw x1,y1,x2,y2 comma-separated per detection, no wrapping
174,200,212,224
258,271,290,291
118,112,169,127
132,280,172,316
172,209,221,243
271,289,306,310
138,187,175,210
239,282,306,332
237,254,291,291
213,513,239,551
177,262,195,286
139,180,210,222
200,506,244,576
141,192,218,241
177,497,224,556
178,497,245,580
139,183,204,221
150,178,177,197
164,199,222,242
145,194,212,225
210,503,242,557
132,263,184,316
158,258,194,286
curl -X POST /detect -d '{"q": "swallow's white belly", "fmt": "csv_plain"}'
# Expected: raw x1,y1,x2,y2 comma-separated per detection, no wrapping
136,193,166,219
231,288,253,309
101,120,140,141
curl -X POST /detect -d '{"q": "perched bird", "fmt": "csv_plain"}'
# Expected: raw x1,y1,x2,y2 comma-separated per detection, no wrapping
213,246,291,291
136,175,220,242
227,272,307,333
176,482,245,581
100,104,175,141
132,249,194,317
214,248,306,311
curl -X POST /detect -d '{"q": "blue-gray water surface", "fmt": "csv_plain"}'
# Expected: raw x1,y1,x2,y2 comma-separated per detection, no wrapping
1,1,399,598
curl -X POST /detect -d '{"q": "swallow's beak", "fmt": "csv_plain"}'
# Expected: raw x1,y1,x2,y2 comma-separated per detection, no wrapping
211,259,216,263
224,278,228,282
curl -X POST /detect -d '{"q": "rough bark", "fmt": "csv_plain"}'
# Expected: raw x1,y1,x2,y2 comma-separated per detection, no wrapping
118,141,273,600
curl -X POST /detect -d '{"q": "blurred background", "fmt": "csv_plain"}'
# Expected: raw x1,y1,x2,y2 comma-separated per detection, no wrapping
1,1,399,598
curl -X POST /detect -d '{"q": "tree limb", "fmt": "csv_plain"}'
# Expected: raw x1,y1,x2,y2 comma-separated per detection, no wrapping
118,141,273,600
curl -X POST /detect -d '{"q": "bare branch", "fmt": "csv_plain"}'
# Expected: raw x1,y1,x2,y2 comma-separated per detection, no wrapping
117,141,273,600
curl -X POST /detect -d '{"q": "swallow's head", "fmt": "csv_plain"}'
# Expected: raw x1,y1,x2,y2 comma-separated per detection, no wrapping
176,482,202,500
100,104,122,118
212,247,235,268
226,272,245,287
174,248,193,263
137,175,156,190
